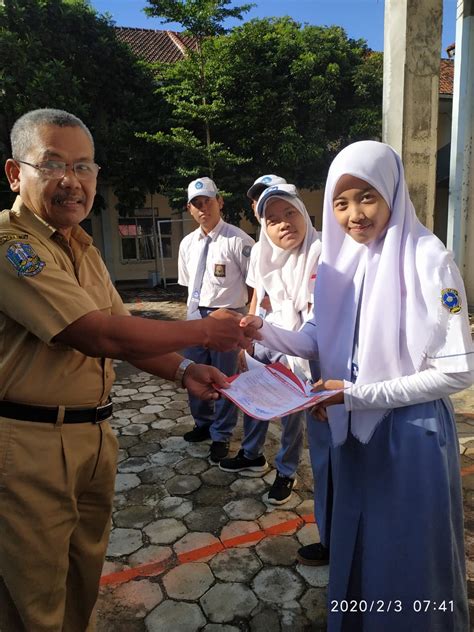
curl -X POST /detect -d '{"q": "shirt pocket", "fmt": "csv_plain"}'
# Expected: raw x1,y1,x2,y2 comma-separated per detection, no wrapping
209,255,233,286
83,284,113,313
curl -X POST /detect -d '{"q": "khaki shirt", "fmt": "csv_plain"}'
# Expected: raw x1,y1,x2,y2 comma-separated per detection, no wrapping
0,197,129,407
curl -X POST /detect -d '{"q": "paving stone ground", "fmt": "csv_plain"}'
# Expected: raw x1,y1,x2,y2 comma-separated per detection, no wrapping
94,287,474,631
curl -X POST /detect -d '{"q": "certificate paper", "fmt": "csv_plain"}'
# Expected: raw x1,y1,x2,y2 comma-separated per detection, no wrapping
215,362,341,420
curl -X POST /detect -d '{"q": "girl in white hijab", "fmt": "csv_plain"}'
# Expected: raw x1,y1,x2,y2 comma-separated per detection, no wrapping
220,184,324,510
242,141,473,631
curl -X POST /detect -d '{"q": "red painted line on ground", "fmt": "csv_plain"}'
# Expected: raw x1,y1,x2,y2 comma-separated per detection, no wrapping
100,513,315,587
458,411,474,419
461,464,474,477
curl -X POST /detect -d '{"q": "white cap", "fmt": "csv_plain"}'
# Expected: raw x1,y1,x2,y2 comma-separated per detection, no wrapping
187,177,219,203
247,174,287,201
256,183,300,217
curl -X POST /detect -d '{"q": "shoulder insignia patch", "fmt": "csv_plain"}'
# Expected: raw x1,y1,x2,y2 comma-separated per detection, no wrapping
0,233,28,246
242,245,252,257
6,242,45,277
441,288,461,314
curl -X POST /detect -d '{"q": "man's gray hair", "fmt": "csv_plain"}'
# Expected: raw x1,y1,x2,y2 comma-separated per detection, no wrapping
11,108,94,159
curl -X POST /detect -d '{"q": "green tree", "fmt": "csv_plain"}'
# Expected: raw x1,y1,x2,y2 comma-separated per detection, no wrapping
143,8,383,222
0,0,170,213
143,0,254,209
210,18,383,217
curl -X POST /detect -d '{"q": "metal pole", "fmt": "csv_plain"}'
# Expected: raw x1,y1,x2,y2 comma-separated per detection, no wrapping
151,196,160,287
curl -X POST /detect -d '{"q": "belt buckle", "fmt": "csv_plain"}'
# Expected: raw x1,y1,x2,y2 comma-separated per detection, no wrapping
94,402,111,424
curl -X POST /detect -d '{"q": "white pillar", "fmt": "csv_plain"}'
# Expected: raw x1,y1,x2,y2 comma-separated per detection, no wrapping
383,0,443,229
447,0,474,306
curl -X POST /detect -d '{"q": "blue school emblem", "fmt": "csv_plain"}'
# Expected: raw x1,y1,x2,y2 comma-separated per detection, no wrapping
441,288,461,314
6,242,45,277
242,245,252,257
195,181,203,189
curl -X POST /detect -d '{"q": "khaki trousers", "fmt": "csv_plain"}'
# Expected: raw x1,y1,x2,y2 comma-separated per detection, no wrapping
0,418,118,632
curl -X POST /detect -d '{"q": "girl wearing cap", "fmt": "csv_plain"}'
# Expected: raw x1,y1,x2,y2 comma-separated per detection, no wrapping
220,184,324,510
241,141,472,631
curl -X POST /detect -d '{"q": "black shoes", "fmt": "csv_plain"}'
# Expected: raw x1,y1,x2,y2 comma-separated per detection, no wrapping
183,425,211,442
267,472,296,505
209,441,230,464
219,449,269,473
296,542,330,566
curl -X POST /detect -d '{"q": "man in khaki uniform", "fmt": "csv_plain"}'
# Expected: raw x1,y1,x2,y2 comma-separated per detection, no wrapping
0,108,256,632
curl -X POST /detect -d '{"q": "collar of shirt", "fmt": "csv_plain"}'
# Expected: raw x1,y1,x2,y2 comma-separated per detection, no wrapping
198,217,224,242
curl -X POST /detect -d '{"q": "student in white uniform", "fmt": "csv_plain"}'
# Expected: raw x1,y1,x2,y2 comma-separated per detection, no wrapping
244,174,287,321
179,177,255,464
241,141,473,631
220,183,322,506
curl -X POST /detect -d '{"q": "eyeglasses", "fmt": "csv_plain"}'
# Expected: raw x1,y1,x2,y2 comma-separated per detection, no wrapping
15,159,100,180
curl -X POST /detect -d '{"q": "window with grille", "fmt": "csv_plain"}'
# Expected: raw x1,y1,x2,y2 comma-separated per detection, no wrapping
118,212,172,261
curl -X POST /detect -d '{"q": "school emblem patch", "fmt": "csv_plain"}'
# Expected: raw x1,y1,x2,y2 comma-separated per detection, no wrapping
242,245,252,257
6,242,45,277
214,264,226,277
441,288,461,314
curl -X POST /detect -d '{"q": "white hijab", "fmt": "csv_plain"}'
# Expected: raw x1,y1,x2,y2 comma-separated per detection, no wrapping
256,184,322,378
317,141,474,446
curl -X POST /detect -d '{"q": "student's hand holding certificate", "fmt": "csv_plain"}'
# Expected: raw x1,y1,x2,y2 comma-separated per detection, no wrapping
214,362,342,420
310,378,345,420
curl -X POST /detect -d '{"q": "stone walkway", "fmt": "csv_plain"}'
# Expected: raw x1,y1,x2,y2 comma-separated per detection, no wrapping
95,288,474,631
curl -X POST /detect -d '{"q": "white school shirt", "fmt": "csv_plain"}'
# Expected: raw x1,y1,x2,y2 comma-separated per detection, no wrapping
246,241,259,289
178,218,254,309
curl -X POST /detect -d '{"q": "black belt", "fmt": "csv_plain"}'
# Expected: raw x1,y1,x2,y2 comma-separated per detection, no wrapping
0,400,113,424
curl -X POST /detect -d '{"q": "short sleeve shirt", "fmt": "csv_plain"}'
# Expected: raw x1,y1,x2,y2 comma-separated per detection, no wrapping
178,218,254,309
246,241,259,289
0,198,129,407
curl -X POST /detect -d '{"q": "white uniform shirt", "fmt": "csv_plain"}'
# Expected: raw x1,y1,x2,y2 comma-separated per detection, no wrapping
179,218,254,309
246,241,259,289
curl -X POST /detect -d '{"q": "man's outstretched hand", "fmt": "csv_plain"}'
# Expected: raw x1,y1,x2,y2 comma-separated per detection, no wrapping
202,308,261,352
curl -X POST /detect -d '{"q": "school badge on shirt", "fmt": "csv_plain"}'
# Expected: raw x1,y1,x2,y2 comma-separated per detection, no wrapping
441,288,461,314
6,242,45,277
214,264,226,277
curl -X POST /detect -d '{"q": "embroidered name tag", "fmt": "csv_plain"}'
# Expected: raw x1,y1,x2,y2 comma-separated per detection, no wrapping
214,264,226,277
441,288,461,314
6,242,45,277
0,233,28,246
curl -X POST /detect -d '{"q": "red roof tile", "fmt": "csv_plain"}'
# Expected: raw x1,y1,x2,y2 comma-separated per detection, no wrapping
114,27,196,63
439,58,454,95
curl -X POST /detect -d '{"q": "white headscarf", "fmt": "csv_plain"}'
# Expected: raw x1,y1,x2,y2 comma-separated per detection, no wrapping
317,141,474,446
256,184,322,378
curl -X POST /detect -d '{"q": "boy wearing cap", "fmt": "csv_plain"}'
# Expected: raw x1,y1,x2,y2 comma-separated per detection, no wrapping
179,177,255,463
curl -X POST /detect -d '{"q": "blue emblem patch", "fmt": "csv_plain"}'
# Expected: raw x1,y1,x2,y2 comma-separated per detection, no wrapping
262,176,272,184
242,245,252,257
6,242,45,277
441,288,461,314
195,181,203,190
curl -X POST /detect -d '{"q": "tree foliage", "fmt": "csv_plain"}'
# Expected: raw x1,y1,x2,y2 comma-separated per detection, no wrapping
145,0,254,38
0,0,168,213
143,4,383,222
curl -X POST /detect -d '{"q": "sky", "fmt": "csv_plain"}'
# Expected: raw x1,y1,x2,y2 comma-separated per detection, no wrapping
90,0,457,57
